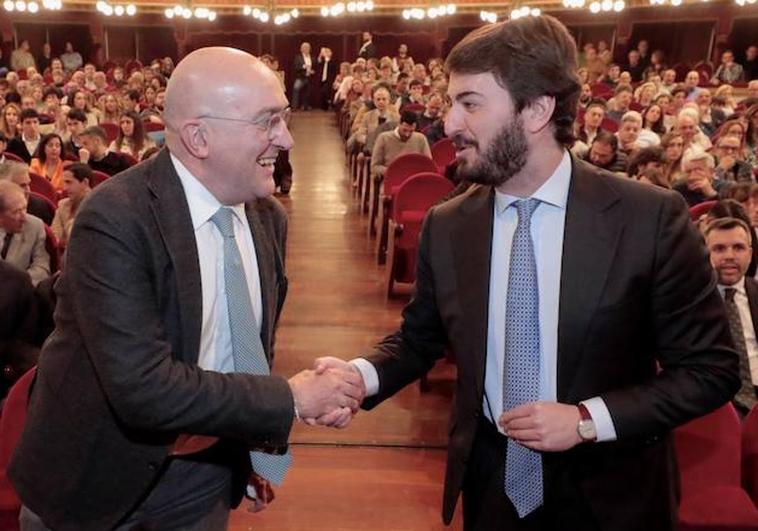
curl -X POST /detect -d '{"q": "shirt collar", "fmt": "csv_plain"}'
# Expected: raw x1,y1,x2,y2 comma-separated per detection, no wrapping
494,149,572,215
719,276,747,297
170,153,246,232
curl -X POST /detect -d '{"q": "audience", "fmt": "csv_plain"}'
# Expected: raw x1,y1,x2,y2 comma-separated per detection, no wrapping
29,133,66,190
78,125,130,176
370,111,431,179
51,162,91,248
0,180,49,285
674,149,727,206
585,130,628,174
713,134,755,184
6,108,41,163
109,110,155,160
0,160,54,225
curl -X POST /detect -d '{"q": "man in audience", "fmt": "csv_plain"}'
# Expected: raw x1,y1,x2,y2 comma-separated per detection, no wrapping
705,217,758,413
11,47,362,531
743,45,758,83
64,108,87,158
624,49,645,83
684,70,704,101
601,63,621,88
392,43,412,74
0,160,55,225
674,149,727,206
292,42,314,111
660,69,678,94
353,85,399,153
59,41,82,72
51,163,91,247
616,111,643,157
358,31,376,60
584,47,606,83
11,40,35,73
370,111,431,179
585,130,628,174
318,17,738,530
714,134,755,184
748,79,758,100
416,94,443,132
577,99,605,148
676,109,712,152
78,126,130,176
7,109,41,164
711,50,744,86
636,39,651,69
0,181,49,285
606,84,633,124
399,79,426,109
317,47,337,111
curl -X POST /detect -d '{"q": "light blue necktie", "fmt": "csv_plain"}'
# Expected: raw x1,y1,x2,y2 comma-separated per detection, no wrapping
503,198,543,518
211,207,292,486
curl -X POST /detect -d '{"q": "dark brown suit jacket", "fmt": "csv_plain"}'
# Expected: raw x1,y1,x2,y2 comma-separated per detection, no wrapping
9,149,294,531
362,157,739,530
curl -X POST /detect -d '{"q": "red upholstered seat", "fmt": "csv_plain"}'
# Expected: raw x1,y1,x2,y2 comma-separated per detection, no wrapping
101,122,120,144
674,403,758,530
689,200,717,221
90,170,111,188
600,117,618,133
29,172,58,206
431,138,455,174
385,172,453,296
3,152,24,163
44,225,61,273
743,407,758,507
143,122,165,133
0,367,37,531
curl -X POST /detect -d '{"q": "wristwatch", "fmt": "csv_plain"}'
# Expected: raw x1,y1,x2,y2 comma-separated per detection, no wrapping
577,403,597,442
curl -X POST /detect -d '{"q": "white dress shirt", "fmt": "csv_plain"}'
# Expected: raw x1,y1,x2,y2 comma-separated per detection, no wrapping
719,278,758,384
353,150,617,441
171,153,263,373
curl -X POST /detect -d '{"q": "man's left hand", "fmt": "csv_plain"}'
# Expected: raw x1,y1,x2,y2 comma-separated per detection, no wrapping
246,474,275,513
499,402,583,452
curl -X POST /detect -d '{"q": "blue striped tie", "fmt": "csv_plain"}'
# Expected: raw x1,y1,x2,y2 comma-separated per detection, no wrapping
503,198,543,518
211,207,292,486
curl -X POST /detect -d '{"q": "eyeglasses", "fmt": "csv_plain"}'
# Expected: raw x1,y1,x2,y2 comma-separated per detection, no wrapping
198,108,291,133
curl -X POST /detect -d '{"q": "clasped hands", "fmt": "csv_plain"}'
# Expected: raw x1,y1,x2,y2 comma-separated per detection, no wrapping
288,357,365,429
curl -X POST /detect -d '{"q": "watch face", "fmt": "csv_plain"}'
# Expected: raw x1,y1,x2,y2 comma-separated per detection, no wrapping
578,420,597,441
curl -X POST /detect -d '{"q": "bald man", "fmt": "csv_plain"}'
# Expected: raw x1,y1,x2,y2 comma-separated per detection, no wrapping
10,47,364,531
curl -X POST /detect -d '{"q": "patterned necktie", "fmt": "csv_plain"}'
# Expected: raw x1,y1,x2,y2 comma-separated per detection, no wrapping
723,287,758,411
210,207,292,486
503,198,543,518
1,232,12,260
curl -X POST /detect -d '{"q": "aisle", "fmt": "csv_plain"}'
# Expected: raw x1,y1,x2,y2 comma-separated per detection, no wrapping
230,110,462,529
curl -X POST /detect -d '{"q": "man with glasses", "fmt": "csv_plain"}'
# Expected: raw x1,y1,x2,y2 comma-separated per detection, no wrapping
11,47,363,531
714,135,755,184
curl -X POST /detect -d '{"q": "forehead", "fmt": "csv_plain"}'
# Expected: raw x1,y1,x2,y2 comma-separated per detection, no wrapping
448,71,510,102
709,227,750,244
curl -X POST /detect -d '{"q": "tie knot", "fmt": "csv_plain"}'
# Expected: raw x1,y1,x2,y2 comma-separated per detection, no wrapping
513,199,540,222
210,207,236,238
725,287,737,302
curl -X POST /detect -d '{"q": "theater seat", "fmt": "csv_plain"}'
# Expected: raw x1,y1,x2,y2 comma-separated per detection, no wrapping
674,403,758,530
90,170,111,188
431,138,455,174
743,407,758,507
689,200,717,222
101,122,120,144
44,225,61,273
29,172,58,206
0,367,37,531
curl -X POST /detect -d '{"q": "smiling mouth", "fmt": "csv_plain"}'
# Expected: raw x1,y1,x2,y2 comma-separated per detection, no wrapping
256,156,277,168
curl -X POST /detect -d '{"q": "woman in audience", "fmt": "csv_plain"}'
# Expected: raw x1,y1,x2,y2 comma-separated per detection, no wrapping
577,67,589,86
661,131,686,185
634,82,657,108
641,104,666,139
99,93,121,125
30,133,66,190
746,105,758,169
638,167,670,189
109,110,155,159
1,102,20,138
713,84,737,117
69,89,99,126
51,162,91,248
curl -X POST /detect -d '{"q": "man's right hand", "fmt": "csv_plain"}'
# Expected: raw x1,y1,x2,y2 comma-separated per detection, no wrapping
288,367,364,424
79,147,90,163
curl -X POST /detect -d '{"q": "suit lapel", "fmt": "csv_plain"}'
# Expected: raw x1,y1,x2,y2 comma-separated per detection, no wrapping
146,149,203,365
244,202,280,362
451,185,495,400
557,159,623,401
745,278,758,339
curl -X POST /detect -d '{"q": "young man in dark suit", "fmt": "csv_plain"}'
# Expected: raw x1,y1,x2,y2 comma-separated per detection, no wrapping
705,216,758,414
317,16,739,531
11,47,363,531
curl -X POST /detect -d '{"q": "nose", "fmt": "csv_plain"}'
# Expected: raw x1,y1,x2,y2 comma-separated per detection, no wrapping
275,122,295,152
444,104,463,139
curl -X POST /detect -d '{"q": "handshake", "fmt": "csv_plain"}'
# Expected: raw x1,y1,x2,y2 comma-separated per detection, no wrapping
288,357,366,429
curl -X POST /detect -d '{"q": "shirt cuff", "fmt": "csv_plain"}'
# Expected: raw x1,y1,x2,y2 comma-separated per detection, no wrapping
349,358,379,397
581,397,618,442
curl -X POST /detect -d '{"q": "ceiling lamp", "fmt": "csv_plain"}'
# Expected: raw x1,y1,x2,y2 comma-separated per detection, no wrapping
589,0,624,11
401,4,456,20
165,4,216,19
562,0,585,7
242,5,271,22
4,0,60,10
510,5,540,18
96,0,136,16
479,9,497,22
322,1,372,16
735,0,757,5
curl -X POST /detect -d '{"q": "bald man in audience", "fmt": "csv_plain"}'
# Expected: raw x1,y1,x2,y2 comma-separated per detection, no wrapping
0,181,49,285
11,47,364,531
0,161,55,225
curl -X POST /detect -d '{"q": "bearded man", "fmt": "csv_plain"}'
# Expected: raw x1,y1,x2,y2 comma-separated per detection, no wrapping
313,15,739,531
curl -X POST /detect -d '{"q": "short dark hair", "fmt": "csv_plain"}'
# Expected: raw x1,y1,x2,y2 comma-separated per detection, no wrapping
19,108,39,122
81,126,107,142
34,133,65,163
409,79,423,89
671,86,687,98
445,15,581,147
614,84,633,96
66,108,87,123
400,110,418,126
586,99,607,112
704,216,752,239
126,90,141,102
64,162,93,183
628,146,665,177
592,130,618,151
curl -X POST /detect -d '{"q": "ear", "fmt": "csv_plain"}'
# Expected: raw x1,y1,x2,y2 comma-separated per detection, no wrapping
179,119,210,159
521,95,556,135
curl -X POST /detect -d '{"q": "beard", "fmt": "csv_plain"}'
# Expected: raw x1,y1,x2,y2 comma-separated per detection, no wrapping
452,114,529,187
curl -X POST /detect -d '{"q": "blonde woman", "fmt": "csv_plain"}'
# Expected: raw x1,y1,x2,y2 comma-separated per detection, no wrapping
634,82,657,108
99,93,121,125
0,103,20,139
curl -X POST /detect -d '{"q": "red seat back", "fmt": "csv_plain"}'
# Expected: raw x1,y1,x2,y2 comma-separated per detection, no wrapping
689,200,717,221
392,172,454,222
143,122,165,133
590,83,612,99
743,407,758,505
43,225,60,273
430,138,455,173
2,152,23,163
383,153,438,198
400,103,425,114
600,117,618,133
90,170,110,188
100,122,120,144
120,152,139,167
29,172,58,206
674,403,742,495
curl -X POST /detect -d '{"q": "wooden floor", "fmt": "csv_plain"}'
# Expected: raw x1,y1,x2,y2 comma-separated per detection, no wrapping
230,110,463,529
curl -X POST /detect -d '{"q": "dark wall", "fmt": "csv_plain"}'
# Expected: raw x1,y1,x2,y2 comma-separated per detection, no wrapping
628,20,715,66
